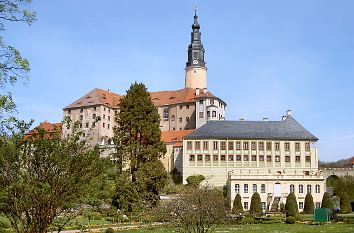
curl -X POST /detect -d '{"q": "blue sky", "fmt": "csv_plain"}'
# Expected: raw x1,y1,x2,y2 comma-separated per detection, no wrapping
3,0,354,161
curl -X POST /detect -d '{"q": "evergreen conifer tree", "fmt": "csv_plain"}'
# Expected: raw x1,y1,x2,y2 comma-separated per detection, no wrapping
340,192,352,214
285,193,298,217
232,193,243,215
249,192,262,215
304,193,314,214
321,192,333,209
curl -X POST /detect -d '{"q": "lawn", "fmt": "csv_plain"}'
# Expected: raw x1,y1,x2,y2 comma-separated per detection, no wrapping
120,223,354,233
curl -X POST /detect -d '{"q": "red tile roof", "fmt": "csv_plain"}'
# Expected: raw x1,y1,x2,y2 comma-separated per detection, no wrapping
24,121,62,140
161,130,194,146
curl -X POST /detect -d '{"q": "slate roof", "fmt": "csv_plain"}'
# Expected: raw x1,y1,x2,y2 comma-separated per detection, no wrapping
185,115,318,141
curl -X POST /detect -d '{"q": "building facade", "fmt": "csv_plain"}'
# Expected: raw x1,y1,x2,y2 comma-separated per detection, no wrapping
183,111,325,212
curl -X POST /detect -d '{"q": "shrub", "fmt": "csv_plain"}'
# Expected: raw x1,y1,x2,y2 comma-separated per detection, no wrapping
340,192,352,214
285,193,298,217
304,193,314,214
294,214,303,222
241,215,255,224
249,192,262,215
105,228,115,233
186,174,205,187
232,193,243,215
279,202,285,214
321,192,333,209
285,216,296,224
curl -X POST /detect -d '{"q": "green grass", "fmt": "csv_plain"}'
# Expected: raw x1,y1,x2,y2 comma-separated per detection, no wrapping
120,223,354,233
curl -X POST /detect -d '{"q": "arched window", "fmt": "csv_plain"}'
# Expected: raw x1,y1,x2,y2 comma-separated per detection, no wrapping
307,184,312,193
261,184,266,193
235,184,240,193
299,184,304,194
315,184,320,193
163,108,169,121
290,184,295,193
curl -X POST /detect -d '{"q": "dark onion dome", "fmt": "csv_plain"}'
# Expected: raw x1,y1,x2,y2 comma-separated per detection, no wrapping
192,14,200,30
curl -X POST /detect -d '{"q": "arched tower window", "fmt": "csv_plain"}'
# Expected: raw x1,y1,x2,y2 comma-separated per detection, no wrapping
163,108,169,121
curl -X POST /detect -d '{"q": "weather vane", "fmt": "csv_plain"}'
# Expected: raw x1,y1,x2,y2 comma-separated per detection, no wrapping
193,0,198,15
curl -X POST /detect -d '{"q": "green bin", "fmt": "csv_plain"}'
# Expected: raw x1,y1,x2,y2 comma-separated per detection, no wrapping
313,208,330,222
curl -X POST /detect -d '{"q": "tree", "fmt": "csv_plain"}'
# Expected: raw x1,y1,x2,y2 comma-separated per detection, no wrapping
232,193,243,215
340,192,352,214
285,193,298,217
156,186,227,233
0,123,105,233
0,0,36,134
249,192,262,215
113,82,167,208
186,174,205,187
321,192,333,209
304,193,314,214
332,176,354,201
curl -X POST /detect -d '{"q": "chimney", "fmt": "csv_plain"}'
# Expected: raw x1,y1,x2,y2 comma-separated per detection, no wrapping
282,115,287,121
108,89,111,93
239,118,245,121
203,88,208,94
196,88,200,96
287,110,292,116
263,117,268,122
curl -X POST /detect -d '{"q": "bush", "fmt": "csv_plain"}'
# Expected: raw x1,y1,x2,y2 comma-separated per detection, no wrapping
285,216,296,224
249,192,262,215
186,174,205,187
304,193,314,214
105,228,115,233
232,193,243,215
294,214,303,222
279,202,285,214
241,215,255,224
321,192,333,208
285,193,298,217
340,192,352,214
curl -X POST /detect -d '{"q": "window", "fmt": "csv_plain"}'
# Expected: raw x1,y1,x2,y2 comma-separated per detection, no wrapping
212,111,216,117
108,124,110,129
199,100,204,105
103,107,106,111
228,155,234,161
103,114,105,120
235,184,240,193
179,117,182,123
253,184,257,193
213,155,218,161
80,115,83,121
228,141,234,150
295,142,300,151
213,141,218,150
306,156,311,162
307,185,312,194
210,100,214,105
103,123,105,128
275,142,280,150
261,184,266,193
244,184,248,193
171,115,175,121
221,141,226,150
290,184,295,193
108,109,110,113
186,105,189,109
163,108,169,121
220,155,226,161
305,142,310,151
285,142,290,151
299,185,304,193
299,202,304,209
243,142,249,150
189,154,195,161
199,112,204,118
187,141,192,150
275,155,280,162
85,122,89,128
179,105,183,109
93,107,96,111
315,184,320,193
203,141,208,150
244,155,249,161
244,202,249,210
259,142,264,150
68,110,71,114
252,155,257,161
267,155,272,162
267,142,272,151
296,156,301,162
205,154,210,161
251,142,257,150
195,141,201,150
285,156,290,162
259,155,264,161
236,141,241,150
236,155,241,161
80,108,83,113
108,116,110,121
186,117,190,122
197,154,203,161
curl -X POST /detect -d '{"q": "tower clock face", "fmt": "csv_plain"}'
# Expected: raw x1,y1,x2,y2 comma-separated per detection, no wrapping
193,60,199,64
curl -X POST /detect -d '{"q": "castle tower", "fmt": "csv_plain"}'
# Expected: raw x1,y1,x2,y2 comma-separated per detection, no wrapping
185,12,207,89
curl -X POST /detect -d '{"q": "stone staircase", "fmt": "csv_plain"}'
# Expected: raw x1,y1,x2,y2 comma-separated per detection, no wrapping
270,197,281,212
